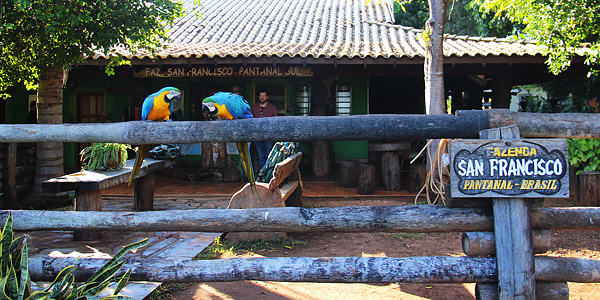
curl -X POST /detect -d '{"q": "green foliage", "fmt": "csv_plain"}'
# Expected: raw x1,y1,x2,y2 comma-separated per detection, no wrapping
392,0,521,37
194,236,305,260
146,283,190,300
393,0,429,29
540,77,600,106
0,213,148,299
80,143,131,171
386,232,427,239
0,0,185,92
568,138,600,175
474,0,600,75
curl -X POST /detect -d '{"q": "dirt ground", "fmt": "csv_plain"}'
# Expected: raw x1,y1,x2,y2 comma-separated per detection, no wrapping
162,198,600,300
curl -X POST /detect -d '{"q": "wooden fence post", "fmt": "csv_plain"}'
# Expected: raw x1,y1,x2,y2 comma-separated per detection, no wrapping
2,143,18,208
480,125,536,299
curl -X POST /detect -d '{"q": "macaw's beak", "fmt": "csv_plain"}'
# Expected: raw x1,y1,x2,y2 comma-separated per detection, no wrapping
166,91,182,103
202,103,218,119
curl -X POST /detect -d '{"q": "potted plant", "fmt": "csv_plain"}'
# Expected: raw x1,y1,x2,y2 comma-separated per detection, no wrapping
568,138,600,206
80,143,131,171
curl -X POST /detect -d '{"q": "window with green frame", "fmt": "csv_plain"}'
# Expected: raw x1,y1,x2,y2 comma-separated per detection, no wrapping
295,85,311,116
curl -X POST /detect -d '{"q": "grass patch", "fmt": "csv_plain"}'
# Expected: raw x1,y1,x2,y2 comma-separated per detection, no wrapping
386,232,427,240
302,202,326,208
146,283,191,300
194,236,306,260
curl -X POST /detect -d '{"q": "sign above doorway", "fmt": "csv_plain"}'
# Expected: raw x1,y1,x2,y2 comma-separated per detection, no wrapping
134,66,313,78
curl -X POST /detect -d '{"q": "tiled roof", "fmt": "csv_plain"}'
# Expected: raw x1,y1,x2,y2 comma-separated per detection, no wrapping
91,0,550,61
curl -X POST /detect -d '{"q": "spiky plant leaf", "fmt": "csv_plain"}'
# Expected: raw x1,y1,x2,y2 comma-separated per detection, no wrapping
0,214,14,278
28,290,51,300
50,272,74,299
5,257,18,298
84,238,147,288
111,270,130,296
42,265,77,293
17,243,29,300
99,296,134,300
79,261,125,296
0,274,12,300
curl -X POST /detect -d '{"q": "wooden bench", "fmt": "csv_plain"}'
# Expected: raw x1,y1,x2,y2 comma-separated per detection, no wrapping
42,158,175,241
226,152,303,241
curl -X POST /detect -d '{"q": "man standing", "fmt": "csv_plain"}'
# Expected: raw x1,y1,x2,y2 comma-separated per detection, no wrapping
251,90,278,170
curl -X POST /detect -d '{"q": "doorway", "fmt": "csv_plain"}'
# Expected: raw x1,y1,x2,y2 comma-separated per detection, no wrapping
254,83,286,116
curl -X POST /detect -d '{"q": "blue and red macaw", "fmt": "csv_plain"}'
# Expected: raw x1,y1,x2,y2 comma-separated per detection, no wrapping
202,92,258,196
127,87,181,185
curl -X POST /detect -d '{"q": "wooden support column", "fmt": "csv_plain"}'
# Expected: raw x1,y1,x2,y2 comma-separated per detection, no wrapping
480,125,535,299
73,190,102,241
357,163,375,195
2,143,18,208
134,172,155,211
339,160,358,188
578,171,600,206
491,65,512,109
310,75,335,177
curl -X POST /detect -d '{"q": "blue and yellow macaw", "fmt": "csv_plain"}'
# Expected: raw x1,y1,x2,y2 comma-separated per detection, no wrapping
127,87,182,186
202,92,258,197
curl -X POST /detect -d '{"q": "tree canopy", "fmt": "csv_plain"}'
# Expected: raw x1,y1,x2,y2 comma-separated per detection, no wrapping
0,0,184,91
393,0,521,38
473,0,600,75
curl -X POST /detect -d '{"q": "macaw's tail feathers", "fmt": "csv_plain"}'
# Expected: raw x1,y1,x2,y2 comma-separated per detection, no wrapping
236,142,259,198
127,145,147,186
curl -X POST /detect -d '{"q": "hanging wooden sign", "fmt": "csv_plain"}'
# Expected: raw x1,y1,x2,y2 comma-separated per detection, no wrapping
134,66,313,78
449,139,569,198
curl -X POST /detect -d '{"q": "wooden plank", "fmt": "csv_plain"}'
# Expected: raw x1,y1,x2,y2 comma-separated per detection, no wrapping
42,158,175,192
267,152,302,190
26,255,600,283
3,206,600,232
279,181,299,202
480,125,536,300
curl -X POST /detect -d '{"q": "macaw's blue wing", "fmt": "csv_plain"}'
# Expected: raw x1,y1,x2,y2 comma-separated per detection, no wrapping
202,92,258,198
211,92,253,120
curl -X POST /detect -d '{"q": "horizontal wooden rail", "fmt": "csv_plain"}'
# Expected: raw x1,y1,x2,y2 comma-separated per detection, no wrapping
0,112,488,143
1,110,599,144
27,255,600,283
4,206,599,232
487,109,600,138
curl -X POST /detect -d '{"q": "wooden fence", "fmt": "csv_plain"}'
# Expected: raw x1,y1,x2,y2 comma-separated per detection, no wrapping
2,108,600,299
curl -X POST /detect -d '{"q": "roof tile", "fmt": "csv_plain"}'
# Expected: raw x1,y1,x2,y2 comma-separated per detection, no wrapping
92,0,551,61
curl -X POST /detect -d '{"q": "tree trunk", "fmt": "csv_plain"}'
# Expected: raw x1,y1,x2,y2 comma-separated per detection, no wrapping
29,68,67,208
424,0,448,116
424,0,449,175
